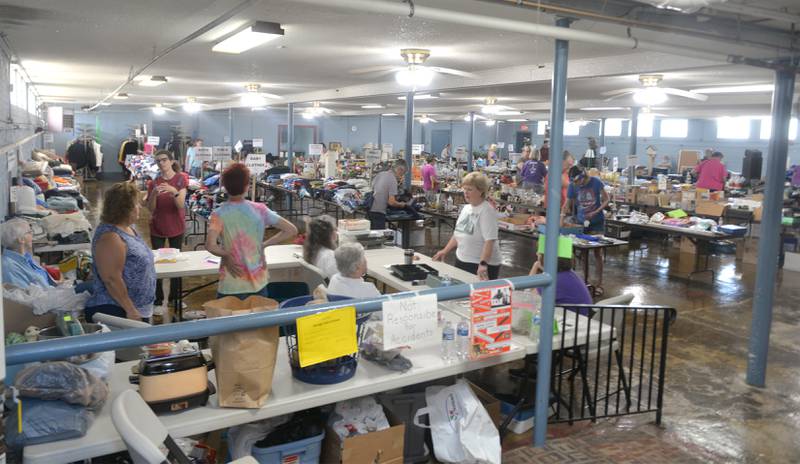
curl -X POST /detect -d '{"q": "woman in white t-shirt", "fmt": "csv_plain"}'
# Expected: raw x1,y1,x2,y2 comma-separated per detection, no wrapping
432,172,501,280
303,216,338,279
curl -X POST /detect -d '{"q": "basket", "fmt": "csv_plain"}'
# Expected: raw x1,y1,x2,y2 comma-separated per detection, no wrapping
280,297,370,385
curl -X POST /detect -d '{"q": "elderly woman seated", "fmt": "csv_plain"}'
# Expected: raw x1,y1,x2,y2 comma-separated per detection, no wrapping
327,242,381,299
1,218,92,293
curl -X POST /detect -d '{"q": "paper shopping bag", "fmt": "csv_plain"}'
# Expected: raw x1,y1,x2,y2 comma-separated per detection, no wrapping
203,296,279,408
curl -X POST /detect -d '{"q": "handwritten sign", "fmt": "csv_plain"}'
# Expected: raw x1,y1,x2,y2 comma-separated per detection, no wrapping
213,146,232,161
252,138,264,148
195,146,213,162
147,136,160,146
412,144,424,155
245,153,267,175
296,307,358,367
308,144,324,156
469,285,512,359
382,294,439,350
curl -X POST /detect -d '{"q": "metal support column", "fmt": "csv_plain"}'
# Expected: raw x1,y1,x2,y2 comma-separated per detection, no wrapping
535,16,571,448
599,117,606,169
287,103,294,170
377,114,382,148
228,107,234,148
747,63,796,387
467,111,475,172
627,107,639,185
404,91,414,189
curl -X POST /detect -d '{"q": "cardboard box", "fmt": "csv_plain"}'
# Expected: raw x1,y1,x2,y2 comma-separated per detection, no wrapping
468,381,502,427
695,200,727,217
3,285,56,335
322,406,405,464
499,214,532,231
640,194,659,207
671,252,699,277
680,237,697,254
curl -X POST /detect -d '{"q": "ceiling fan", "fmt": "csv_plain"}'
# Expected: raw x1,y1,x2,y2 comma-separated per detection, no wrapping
138,103,176,115
417,113,438,124
478,97,521,116
239,83,282,107
350,48,476,87
602,74,708,105
301,101,334,119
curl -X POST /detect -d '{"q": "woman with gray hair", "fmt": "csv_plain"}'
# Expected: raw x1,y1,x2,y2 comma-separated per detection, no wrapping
327,242,380,299
1,218,55,288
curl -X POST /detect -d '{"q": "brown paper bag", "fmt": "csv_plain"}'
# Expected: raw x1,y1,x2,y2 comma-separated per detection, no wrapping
203,296,279,408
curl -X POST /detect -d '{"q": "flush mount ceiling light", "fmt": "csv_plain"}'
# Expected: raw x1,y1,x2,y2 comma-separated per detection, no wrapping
212,21,284,54
395,48,435,88
397,93,439,101
183,97,202,113
692,84,774,94
138,75,168,87
113,93,129,100
152,103,166,115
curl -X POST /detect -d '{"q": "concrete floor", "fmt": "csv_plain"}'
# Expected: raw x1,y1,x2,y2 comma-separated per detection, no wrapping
85,180,799,463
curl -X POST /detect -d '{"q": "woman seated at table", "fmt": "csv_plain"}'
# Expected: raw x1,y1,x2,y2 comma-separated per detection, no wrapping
303,216,338,279
206,163,298,299
432,172,501,281
327,242,380,299
529,251,592,315
85,182,156,322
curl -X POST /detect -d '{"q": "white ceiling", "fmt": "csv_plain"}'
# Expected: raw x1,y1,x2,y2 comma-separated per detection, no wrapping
2,0,795,119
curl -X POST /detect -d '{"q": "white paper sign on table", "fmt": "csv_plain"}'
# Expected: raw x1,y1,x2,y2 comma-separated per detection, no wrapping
213,146,232,161
382,294,439,350
308,144,323,156
412,144,424,155
252,138,264,148
195,146,213,162
245,154,267,175
147,136,160,146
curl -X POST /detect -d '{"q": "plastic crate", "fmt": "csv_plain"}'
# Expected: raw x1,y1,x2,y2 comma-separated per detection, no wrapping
251,431,325,464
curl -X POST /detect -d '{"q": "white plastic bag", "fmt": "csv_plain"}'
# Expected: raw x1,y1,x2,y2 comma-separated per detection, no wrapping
413,379,501,464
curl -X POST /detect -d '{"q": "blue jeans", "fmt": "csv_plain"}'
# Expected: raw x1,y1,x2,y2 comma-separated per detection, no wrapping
216,284,270,301
190,166,202,178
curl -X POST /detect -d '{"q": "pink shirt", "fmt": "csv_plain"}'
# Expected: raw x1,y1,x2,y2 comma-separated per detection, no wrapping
422,163,437,191
695,158,728,191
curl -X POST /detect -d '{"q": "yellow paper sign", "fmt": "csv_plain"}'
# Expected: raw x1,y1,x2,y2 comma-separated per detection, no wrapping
296,306,358,368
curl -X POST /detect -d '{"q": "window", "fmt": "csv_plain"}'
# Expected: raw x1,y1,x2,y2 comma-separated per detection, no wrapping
759,117,798,141
536,121,548,135
564,120,583,136
660,119,688,138
603,118,624,137
716,117,751,139
628,116,654,137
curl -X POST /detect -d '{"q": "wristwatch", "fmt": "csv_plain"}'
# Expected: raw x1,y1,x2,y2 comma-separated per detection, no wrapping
479,260,488,267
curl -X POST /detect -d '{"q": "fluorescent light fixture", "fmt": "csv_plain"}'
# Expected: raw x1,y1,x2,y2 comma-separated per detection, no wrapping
113,93,129,100
395,66,434,87
506,118,528,122
251,106,267,111
692,84,774,94
633,87,667,105
361,104,386,109
100,102,111,106
579,106,626,111
138,76,168,87
212,21,284,54
398,93,439,101
183,98,201,113
382,113,399,116
152,104,166,115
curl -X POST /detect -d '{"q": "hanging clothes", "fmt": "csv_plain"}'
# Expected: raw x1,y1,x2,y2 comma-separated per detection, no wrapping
66,139,96,171
118,139,140,180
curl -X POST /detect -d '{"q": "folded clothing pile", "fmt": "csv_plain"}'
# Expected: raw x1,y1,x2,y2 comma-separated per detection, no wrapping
328,396,391,439
43,212,91,242
45,189,87,210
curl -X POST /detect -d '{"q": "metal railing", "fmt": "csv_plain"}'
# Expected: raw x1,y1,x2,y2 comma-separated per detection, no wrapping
4,274,552,366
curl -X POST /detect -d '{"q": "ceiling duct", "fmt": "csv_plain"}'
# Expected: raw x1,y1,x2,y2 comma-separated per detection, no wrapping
635,0,727,14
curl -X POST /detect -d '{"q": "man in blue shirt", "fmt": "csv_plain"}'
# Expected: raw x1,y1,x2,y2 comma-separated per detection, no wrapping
563,166,609,289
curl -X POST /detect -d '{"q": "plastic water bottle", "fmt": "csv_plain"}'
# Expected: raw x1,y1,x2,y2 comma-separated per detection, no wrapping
456,320,470,360
441,321,456,362
530,308,541,345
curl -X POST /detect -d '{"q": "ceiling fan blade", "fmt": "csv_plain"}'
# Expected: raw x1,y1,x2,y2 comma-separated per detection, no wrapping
662,88,708,101
349,65,399,75
601,88,639,98
429,67,477,79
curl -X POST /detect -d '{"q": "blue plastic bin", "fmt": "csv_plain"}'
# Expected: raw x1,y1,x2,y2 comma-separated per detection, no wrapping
251,431,325,464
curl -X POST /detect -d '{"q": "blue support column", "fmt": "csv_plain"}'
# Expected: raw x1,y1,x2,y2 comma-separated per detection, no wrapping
228,107,234,148
467,111,475,172
628,107,639,185
404,91,414,189
378,114,383,148
287,103,294,170
534,16,571,447
747,63,796,387
599,117,607,169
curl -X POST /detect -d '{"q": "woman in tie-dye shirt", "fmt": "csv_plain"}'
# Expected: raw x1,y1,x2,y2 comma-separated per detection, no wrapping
206,163,297,298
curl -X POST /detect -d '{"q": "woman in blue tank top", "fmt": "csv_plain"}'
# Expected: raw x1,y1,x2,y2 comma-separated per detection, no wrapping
85,182,156,322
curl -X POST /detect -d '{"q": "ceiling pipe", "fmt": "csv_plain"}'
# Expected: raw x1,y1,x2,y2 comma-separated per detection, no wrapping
708,3,800,25
291,0,736,63
86,0,258,112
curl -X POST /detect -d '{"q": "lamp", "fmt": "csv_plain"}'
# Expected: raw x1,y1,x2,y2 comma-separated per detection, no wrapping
395,66,434,88
138,76,168,87
212,21,284,54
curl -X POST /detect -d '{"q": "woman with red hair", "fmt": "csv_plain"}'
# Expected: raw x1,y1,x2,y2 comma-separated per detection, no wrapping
205,163,297,298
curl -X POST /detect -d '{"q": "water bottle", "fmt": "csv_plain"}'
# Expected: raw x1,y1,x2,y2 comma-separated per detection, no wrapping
456,320,470,360
441,321,456,362
530,308,541,345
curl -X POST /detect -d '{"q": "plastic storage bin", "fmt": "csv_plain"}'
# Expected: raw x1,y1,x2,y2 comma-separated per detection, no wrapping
378,392,430,463
251,431,325,464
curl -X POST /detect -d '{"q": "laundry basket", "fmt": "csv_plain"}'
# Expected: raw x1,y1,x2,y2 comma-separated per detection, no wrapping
280,297,370,385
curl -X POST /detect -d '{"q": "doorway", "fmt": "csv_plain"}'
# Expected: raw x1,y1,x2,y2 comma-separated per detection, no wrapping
431,130,451,158
278,125,318,157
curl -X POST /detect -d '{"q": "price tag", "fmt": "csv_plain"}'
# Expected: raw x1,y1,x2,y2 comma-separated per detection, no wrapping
469,284,513,359
245,153,267,175
195,146,213,162
381,143,393,154
382,294,439,350
613,157,619,171
147,136,160,146
213,146,232,161
252,138,264,148
412,144,424,155
296,307,358,367
308,144,324,156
